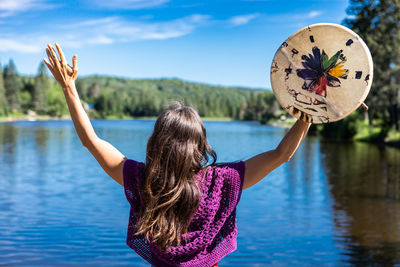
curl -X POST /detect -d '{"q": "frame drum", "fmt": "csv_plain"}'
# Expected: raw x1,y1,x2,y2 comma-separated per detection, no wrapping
270,23,373,123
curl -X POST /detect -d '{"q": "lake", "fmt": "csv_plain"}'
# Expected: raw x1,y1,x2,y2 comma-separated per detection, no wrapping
0,120,399,266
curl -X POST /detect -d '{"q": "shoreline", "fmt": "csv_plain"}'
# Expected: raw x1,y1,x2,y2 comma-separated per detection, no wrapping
0,115,234,123
1,115,398,149
0,115,69,123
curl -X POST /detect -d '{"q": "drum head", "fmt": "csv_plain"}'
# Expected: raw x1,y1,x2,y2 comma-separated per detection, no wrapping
270,23,373,123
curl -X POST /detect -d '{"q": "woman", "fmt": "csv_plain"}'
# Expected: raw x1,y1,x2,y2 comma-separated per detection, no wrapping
43,43,311,266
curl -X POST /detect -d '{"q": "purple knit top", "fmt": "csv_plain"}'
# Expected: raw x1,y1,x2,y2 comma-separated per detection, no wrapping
123,159,245,267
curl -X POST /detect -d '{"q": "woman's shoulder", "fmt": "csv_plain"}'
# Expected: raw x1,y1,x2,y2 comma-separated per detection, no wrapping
213,161,245,174
202,161,246,207
123,159,145,194
124,158,145,171
202,161,245,185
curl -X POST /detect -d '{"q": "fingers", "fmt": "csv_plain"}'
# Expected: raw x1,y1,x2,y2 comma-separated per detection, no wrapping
55,43,67,67
47,46,63,78
47,44,60,66
66,64,74,76
43,58,55,76
72,54,78,79
44,43,78,81
48,43,68,78
45,48,56,68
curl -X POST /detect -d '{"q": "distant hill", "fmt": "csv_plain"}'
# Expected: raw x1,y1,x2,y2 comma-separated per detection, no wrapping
75,76,280,121
0,60,281,123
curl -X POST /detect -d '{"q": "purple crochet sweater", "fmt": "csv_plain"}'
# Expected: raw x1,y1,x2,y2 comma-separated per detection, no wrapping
123,159,245,267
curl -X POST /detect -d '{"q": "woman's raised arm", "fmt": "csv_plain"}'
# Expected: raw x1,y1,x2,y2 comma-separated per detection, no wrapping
43,43,126,186
243,119,311,190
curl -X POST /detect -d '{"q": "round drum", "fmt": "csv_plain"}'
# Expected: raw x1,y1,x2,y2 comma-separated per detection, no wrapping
270,23,373,123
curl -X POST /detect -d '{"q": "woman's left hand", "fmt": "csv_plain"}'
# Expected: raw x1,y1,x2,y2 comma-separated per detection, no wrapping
43,43,78,90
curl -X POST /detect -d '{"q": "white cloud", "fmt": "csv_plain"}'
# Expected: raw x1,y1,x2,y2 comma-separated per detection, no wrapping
65,17,118,27
73,14,210,41
0,14,211,53
308,11,322,18
0,0,55,17
0,0,39,11
90,0,170,9
259,10,323,24
228,13,259,26
0,38,42,53
87,35,114,45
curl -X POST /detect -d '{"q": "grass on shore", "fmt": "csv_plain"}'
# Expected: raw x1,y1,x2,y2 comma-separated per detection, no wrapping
354,120,400,143
354,120,382,142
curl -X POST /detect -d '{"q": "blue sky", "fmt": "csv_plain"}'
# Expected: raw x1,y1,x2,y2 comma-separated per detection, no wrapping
0,0,349,89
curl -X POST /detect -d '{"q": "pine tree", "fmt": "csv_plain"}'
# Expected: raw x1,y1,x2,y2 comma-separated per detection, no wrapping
3,59,22,112
33,62,50,114
0,64,8,116
344,0,400,131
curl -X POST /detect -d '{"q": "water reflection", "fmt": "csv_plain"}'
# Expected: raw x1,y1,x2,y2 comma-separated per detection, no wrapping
0,123,18,165
322,141,400,265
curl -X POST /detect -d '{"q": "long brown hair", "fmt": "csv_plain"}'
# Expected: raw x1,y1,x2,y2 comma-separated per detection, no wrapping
135,102,217,251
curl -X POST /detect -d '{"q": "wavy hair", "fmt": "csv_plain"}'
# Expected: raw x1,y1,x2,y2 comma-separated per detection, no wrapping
135,102,217,252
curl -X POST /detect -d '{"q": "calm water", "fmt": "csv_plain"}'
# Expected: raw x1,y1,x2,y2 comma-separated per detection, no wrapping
0,120,399,266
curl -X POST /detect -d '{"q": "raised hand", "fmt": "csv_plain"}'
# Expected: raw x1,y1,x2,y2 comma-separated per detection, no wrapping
42,43,126,186
43,43,78,90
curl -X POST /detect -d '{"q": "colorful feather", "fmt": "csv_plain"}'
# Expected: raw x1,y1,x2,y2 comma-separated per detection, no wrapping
296,47,348,98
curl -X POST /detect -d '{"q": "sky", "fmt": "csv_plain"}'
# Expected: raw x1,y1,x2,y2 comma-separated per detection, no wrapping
0,0,349,89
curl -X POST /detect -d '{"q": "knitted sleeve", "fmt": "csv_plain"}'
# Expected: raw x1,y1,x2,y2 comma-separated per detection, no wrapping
123,159,145,206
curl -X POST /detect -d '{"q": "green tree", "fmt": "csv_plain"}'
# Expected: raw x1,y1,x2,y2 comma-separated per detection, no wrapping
0,64,8,116
4,59,22,112
33,62,50,114
320,112,359,140
344,0,400,131
75,78,87,100
243,91,280,122
47,84,68,117
87,82,101,100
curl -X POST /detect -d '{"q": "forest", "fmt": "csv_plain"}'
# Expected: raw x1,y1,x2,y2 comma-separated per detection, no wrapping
0,61,282,123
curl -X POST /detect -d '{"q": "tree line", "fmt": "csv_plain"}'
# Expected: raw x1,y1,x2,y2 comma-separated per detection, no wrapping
0,60,282,123
0,60,69,117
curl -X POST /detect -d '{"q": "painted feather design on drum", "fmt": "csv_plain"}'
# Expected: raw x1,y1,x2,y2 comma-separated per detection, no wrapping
296,47,348,101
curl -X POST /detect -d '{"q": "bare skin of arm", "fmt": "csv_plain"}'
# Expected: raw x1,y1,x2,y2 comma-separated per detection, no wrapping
44,43,126,186
243,119,311,190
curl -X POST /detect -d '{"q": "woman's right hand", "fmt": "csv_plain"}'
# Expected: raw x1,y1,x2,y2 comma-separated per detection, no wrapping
43,43,78,91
